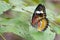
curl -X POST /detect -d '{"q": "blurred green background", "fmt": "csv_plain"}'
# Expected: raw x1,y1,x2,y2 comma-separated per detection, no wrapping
0,0,60,40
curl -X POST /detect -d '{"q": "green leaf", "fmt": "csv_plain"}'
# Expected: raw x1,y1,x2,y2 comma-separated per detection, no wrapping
0,1,12,15
29,27,55,40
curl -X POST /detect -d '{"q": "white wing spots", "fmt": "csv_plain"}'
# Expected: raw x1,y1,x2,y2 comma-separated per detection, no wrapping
36,11,43,14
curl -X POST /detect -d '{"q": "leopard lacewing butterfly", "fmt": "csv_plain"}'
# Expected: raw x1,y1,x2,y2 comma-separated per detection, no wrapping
31,4,48,31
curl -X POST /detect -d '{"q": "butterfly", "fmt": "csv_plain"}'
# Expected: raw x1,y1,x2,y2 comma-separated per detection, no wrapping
31,4,48,31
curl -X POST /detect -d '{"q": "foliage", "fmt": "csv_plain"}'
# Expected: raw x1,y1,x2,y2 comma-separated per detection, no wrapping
0,0,60,40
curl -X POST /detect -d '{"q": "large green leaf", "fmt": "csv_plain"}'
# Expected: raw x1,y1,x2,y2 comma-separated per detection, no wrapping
0,8,55,40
